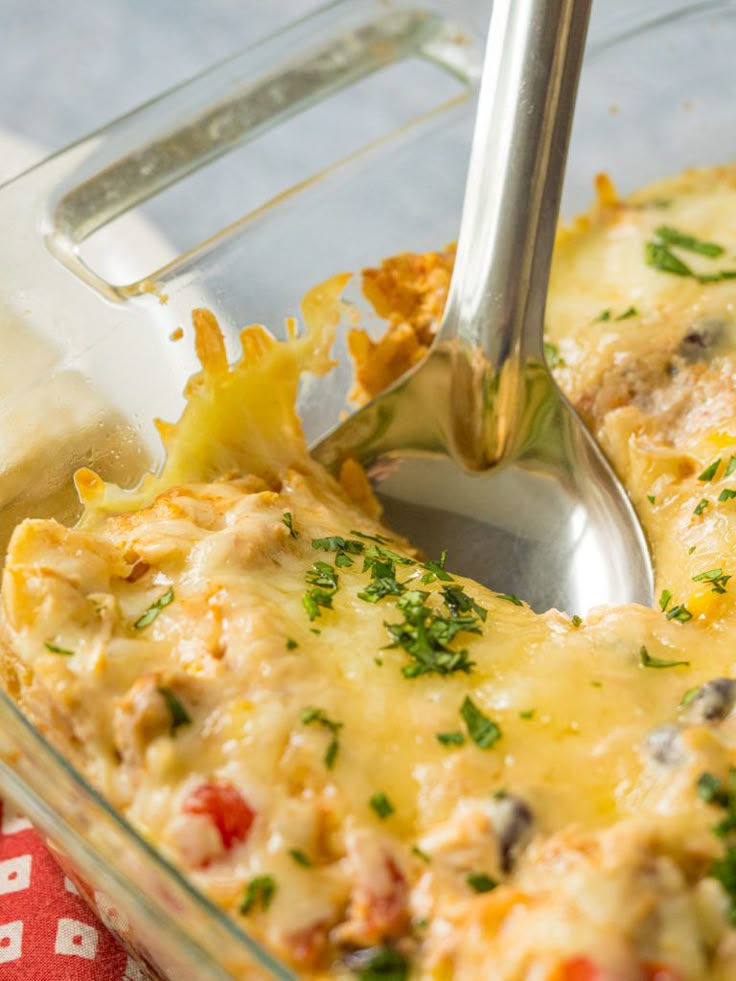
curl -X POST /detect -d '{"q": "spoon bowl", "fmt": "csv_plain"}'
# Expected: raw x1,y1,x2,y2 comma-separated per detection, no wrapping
314,0,653,613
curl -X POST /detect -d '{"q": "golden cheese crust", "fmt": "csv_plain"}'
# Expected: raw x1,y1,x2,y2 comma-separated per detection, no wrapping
6,170,736,979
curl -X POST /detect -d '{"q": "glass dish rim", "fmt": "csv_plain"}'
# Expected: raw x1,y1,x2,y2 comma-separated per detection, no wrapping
0,0,730,978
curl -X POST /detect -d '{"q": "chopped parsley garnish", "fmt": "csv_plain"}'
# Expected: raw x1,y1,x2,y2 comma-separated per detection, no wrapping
411,844,431,864
519,709,536,720
647,494,656,504
616,306,638,320
692,567,731,593
699,459,721,482
286,637,299,650
282,511,298,538
288,849,312,867
466,872,498,894
665,603,693,623
303,561,338,621
44,642,75,656
639,645,689,669
302,588,335,621
349,529,394,545
697,769,736,921
239,875,276,915
544,341,565,369
727,455,736,477
597,309,612,322
312,535,365,554
300,707,343,769
720,489,736,502
369,792,395,819
436,730,465,746
460,696,502,749
646,240,693,277
441,584,487,621
655,225,725,257
680,685,701,706
496,592,523,606
357,577,405,603
710,848,736,923
354,947,409,981
157,688,191,734
386,590,477,679
570,614,583,628
645,227,736,283
335,551,354,568
306,561,338,590
698,769,736,838
694,499,710,516
659,589,672,612
422,552,453,583
133,587,174,629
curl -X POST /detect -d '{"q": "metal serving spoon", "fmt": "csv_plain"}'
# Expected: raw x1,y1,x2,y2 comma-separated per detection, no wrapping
313,0,653,614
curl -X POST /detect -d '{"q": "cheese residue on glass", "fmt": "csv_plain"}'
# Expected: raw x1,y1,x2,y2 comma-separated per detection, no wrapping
5,168,736,980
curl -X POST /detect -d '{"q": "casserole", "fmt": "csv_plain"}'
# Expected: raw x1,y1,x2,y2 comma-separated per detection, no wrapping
1,1,736,977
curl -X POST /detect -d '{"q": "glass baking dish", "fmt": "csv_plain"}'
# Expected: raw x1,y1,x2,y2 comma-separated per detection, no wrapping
1,0,736,976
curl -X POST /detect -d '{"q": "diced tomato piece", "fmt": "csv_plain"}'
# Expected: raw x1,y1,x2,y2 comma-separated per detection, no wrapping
183,782,255,849
641,964,682,981
552,957,603,981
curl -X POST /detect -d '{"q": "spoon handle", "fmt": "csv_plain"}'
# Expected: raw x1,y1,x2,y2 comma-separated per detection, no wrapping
442,0,591,366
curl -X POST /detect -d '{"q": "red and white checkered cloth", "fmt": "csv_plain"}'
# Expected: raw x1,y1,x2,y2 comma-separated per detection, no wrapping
0,797,135,979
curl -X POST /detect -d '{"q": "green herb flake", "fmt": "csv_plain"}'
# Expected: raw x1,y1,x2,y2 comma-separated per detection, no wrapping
544,341,565,369
466,872,498,893
286,637,299,651
616,306,638,320
710,847,736,922
288,849,312,868
312,535,364,554
442,584,487,622
386,589,477,680
720,489,736,503
282,511,298,538
654,225,725,259
665,603,694,623
694,499,710,517
369,792,395,820
681,685,701,706
689,545,697,554
655,225,725,258
659,589,673,612
692,568,731,594
519,709,536,720
436,730,465,747
134,587,174,629
640,645,689,669
726,455,736,478
645,240,694,277
496,592,523,607
411,845,431,864
357,577,406,604
422,555,454,583
460,696,502,749
699,459,721,482
697,768,736,839
647,494,656,504
570,614,583,628
354,947,409,981
300,707,343,769
157,687,191,734
597,309,612,322
302,588,334,621
44,642,75,656
239,875,276,916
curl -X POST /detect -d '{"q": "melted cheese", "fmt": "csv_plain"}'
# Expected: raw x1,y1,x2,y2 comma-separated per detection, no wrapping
5,169,736,979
